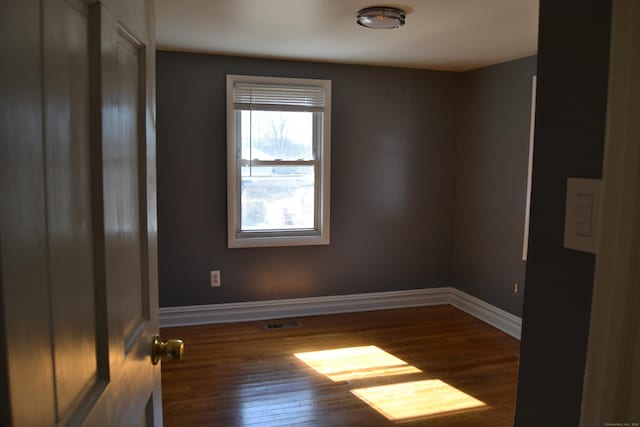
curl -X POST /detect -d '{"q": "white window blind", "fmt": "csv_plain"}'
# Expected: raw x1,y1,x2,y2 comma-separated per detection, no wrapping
233,82,326,112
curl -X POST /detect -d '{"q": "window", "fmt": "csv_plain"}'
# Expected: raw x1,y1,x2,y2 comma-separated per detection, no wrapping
226,75,331,248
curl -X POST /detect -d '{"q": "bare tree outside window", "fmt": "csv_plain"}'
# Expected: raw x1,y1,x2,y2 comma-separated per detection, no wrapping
242,111,313,160
241,110,315,230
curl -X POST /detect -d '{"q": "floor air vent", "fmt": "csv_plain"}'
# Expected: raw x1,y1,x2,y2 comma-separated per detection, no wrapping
264,321,301,330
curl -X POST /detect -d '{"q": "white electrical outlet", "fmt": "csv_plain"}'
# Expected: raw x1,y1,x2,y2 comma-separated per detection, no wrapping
210,270,221,287
513,283,520,295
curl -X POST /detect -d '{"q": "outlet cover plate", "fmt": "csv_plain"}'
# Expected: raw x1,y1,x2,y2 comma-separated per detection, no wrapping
210,270,221,287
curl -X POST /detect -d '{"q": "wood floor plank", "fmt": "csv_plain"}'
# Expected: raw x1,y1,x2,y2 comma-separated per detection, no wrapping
161,305,519,426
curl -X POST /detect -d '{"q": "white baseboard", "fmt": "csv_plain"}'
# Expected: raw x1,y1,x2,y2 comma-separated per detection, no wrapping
160,287,522,340
449,288,522,340
159,288,450,327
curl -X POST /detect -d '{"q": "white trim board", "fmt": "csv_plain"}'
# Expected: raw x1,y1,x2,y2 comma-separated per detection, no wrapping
160,287,522,340
448,288,522,340
580,0,640,422
160,288,449,328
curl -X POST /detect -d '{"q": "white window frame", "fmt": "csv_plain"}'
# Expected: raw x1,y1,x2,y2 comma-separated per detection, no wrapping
226,74,331,248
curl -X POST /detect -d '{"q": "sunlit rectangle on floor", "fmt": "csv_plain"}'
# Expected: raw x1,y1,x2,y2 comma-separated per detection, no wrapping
294,345,421,381
350,379,486,421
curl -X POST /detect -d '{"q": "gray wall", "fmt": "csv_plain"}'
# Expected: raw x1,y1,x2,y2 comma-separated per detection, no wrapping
453,56,537,317
156,53,458,307
514,0,612,425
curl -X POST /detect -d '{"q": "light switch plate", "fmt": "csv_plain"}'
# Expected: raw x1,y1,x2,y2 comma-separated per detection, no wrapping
564,178,602,254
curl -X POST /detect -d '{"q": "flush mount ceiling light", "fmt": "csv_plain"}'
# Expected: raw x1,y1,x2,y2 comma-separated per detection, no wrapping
356,6,406,29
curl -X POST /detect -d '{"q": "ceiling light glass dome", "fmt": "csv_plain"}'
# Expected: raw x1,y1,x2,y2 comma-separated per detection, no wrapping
356,6,406,29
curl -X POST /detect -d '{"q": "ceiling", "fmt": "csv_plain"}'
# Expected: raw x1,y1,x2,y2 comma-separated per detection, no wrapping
155,0,539,72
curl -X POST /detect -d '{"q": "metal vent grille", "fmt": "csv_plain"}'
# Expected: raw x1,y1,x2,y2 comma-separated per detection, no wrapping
264,321,301,330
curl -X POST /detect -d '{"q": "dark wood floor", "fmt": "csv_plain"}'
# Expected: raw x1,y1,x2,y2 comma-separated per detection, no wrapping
161,305,520,426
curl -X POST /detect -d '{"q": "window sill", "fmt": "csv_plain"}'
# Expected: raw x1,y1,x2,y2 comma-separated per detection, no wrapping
228,233,330,249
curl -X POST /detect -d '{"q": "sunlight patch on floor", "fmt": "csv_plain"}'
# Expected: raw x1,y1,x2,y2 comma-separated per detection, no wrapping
294,345,421,381
351,379,486,422
294,345,487,422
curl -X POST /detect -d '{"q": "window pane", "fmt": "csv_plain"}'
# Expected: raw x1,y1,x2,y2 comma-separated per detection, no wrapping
240,110,314,160
241,165,315,231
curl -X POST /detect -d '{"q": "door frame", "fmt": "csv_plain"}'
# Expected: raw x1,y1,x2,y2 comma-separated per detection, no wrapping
580,0,640,422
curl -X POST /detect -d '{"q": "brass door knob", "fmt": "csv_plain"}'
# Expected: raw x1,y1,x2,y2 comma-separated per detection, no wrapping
152,335,184,365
